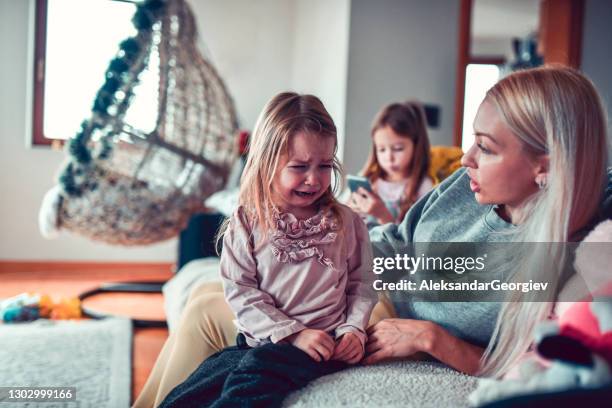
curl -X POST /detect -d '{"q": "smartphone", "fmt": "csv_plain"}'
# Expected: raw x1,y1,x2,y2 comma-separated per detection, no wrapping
347,175,372,193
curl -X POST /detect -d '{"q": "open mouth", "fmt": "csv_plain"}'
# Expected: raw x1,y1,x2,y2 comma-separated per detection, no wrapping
294,190,318,198
467,173,480,193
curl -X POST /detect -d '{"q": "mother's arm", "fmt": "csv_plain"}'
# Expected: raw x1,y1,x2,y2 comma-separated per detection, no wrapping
364,318,484,375
365,169,485,374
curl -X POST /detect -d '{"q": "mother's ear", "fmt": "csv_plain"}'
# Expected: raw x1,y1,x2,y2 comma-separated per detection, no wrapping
534,155,549,190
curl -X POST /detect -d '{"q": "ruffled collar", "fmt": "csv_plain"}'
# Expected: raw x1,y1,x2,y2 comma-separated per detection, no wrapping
269,207,339,270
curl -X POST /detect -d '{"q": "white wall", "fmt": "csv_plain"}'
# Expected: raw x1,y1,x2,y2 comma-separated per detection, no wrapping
343,0,461,174
188,0,295,129
291,0,351,160
472,37,514,61
582,0,612,163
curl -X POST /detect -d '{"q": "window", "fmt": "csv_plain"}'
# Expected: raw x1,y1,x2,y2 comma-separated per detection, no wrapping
460,63,501,152
32,0,154,146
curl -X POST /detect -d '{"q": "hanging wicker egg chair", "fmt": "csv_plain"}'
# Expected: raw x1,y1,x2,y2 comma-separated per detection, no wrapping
40,0,239,246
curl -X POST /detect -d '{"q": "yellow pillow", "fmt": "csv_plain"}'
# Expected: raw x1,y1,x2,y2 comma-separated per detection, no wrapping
428,145,464,185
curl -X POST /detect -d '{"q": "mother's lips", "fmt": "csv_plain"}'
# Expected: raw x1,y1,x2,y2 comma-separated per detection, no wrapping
467,173,481,193
469,180,481,193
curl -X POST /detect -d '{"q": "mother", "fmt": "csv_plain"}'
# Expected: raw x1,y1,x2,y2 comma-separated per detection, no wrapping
134,65,610,407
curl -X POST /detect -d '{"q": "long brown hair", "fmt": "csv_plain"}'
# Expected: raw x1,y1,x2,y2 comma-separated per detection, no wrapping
361,101,431,220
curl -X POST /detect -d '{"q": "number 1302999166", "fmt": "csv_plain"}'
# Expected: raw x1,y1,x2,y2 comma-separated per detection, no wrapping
0,387,76,402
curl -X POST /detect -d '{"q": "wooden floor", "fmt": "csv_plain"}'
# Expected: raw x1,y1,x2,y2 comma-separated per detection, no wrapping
0,262,173,404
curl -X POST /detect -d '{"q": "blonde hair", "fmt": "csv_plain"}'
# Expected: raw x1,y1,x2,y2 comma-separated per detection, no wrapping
361,101,431,220
218,92,344,246
479,65,608,377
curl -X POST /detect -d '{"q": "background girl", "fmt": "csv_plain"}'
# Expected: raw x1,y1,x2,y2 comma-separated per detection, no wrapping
349,101,433,227
158,92,377,407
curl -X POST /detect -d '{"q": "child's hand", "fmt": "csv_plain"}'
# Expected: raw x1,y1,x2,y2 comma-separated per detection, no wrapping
287,329,335,362
331,332,364,364
349,188,394,224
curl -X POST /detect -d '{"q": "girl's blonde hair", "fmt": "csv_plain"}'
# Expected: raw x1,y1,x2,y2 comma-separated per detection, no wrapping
361,101,431,220
479,65,608,377
219,92,343,244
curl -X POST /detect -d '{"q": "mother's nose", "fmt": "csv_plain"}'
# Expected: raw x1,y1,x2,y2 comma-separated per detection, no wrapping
461,144,478,168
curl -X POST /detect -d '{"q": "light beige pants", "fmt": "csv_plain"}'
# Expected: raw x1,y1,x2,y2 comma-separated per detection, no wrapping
132,282,396,408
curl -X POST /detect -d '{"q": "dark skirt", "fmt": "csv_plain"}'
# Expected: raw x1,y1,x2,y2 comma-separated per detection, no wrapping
159,335,347,408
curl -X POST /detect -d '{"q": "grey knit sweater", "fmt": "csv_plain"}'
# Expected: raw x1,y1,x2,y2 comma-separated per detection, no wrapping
369,167,612,346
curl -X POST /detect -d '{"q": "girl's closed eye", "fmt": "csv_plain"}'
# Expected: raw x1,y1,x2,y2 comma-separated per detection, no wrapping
289,164,307,170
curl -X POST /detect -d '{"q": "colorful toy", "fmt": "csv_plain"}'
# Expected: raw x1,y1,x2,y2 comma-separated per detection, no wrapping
0,293,82,323
469,220,612,406
49,297,82,320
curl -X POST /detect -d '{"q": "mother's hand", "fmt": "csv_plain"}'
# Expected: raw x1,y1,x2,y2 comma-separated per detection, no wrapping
364,318,485,375
363,318,436,365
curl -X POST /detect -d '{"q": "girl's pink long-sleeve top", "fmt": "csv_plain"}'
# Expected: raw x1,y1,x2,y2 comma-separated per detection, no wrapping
220,204,377,349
